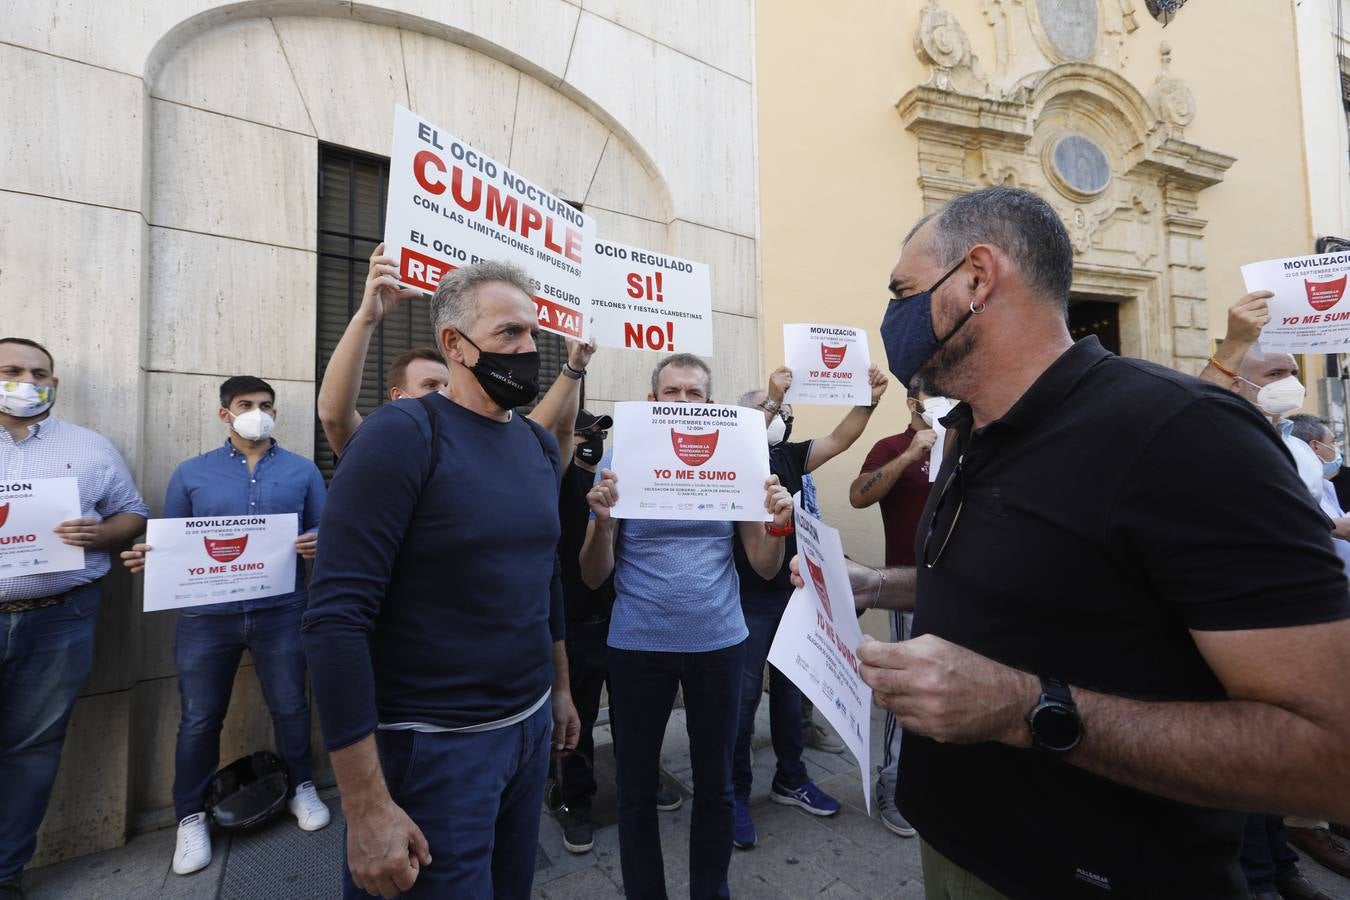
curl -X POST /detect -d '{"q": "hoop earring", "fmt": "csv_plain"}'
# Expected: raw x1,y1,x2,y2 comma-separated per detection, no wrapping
970,300,988,315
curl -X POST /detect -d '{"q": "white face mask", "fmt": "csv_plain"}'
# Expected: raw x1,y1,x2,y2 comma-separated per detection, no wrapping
229,408,275,441
766,416,787,447
919,397,954,428
1251,376,1305,417
0,381,55,418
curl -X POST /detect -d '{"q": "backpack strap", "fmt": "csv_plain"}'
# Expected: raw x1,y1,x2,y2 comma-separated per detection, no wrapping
414,394,442,488
520,414,563,483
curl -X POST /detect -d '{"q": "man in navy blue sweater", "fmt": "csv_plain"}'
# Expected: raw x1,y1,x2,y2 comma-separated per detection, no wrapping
302,260,580,900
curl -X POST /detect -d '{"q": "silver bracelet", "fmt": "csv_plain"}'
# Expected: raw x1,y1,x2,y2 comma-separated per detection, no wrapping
870,567,885,610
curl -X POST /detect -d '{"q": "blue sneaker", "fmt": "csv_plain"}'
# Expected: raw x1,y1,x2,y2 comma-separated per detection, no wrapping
769,779,841,817
732,800,757,849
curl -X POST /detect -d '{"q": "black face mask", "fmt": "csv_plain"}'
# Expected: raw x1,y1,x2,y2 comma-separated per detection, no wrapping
458,333,541,410
575,434,605,465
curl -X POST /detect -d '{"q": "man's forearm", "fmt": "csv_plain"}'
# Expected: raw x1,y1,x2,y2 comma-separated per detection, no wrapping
579,520,616,589
1197,337,1252,389
850,454,912,508
738,523,785,580
318,314,375,451
330,734,391,813
808,405,874,472
848,561,917,612
552,640,571,694
92,513,146,550
1059,686,1350,822
528,372,580,463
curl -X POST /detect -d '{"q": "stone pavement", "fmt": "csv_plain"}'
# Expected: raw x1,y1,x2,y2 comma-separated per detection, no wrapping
21,703,1350,899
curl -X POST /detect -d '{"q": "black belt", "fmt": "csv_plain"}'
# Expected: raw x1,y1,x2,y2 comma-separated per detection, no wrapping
0,591,71,614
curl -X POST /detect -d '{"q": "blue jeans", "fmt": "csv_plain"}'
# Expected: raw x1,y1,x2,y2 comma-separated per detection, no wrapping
343,699,552,899
174,602,313,818
608,641,745,900
0,583,100,881
732,591,807,803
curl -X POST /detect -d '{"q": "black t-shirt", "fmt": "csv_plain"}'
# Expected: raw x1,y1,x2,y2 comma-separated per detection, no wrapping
900,337,1350,900
733,439,812,596
559,461,615,622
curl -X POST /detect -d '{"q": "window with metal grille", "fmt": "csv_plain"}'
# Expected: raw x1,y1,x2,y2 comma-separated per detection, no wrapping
314,143,570,479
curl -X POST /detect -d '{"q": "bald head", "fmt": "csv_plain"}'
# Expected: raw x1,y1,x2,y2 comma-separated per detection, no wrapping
1232,347,1299,409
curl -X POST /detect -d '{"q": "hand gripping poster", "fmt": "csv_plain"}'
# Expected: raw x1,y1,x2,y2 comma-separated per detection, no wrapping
142,513,299,612
1242,252,1350,352
383,105,595,339
767,494,873,812
783,324,873,405
607,401,771,522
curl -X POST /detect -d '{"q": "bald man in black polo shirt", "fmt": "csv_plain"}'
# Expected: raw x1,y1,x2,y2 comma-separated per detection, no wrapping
863,186,1350,900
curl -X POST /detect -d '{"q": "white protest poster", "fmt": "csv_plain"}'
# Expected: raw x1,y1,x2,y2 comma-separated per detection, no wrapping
142,514,299,612
383,105,596,339
782,324,873,405
608,401,770,522
1242,252,1350,352
919,397,956,484
588,239,714,356
0,477,85,577
767,495,873,812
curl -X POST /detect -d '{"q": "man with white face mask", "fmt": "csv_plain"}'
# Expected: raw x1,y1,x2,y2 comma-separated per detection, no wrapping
1224,350,1324,503
0,338,148,900
122,376,328,877
727,363,888,850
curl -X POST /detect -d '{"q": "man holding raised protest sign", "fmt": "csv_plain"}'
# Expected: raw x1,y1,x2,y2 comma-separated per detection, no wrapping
122,376,328,877
303,260,579,900
0,338,148,898
580,353,792,900
728,361,887,849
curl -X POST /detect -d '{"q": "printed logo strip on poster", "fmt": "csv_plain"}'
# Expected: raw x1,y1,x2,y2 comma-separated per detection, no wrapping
766,493,873,813
607,401,771,522
782,324,873,406
383,105,595,339
0,477,85,577
589,239,714,356
142,513,299,612
1242,252,1350,353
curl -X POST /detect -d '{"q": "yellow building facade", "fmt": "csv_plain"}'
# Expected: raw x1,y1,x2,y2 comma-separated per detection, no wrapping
757,0,1321,573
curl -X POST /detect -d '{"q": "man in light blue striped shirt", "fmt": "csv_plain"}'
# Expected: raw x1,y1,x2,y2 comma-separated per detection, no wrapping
0,338,148,897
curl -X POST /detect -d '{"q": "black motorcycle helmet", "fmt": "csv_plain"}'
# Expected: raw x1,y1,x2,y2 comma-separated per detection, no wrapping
205,751,290,832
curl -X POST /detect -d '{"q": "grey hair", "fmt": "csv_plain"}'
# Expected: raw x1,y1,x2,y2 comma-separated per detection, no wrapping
738,388,766,408
650,353,713,399
1288,413,1331,444
428,260,535,339
914,186,1074,313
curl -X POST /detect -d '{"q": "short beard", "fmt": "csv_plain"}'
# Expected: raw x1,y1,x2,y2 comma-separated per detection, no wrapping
919,326,977,400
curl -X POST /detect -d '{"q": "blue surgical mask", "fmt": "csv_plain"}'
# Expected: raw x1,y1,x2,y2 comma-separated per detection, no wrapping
1324,452,1342,478
880,257,971,385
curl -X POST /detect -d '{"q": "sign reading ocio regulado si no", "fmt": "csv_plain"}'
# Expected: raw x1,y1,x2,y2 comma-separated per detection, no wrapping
608,401,770,522
782,324,873,406
142,513,299,612
1242,252,1350,352
767,493,873,813
588,239,714,356
383,105,596,339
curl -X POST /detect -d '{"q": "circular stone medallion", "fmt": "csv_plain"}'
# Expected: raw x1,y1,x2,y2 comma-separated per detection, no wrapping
1035,0,1098,61
1051,134,1111,197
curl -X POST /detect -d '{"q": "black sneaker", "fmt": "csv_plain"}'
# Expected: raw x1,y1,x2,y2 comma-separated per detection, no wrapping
656,784,683,812
560,808,594,854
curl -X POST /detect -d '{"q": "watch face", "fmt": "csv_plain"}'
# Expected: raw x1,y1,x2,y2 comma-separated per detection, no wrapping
1032,703,1081,751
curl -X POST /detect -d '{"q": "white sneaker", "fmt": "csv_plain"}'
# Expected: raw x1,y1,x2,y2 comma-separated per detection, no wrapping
288,781,331,832
172,812,212,875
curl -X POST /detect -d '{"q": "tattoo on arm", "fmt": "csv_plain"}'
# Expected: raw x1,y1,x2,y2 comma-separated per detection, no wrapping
859,469,886,496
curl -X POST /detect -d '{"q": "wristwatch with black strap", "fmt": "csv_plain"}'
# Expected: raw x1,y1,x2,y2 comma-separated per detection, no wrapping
1026,676,1083,753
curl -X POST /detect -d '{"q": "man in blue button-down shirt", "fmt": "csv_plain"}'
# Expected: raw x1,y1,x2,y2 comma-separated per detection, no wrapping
0,338,149,898
123,376,328,877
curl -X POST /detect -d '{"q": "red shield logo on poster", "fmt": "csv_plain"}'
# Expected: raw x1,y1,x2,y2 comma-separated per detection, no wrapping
805,554,833,621
670,429,720,467
0,502,8,529
820,343,848,370
204,535,249,563
1305,275,1348,312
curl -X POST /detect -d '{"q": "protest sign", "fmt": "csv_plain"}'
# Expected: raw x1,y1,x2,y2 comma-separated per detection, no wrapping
608,401,770,522
783,324,873,405
142,513,299,612
1242,252,1350,352
767,494,873,812
920,397,957,484
0,477,84,577
383,104,596,339
588,239,713,356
